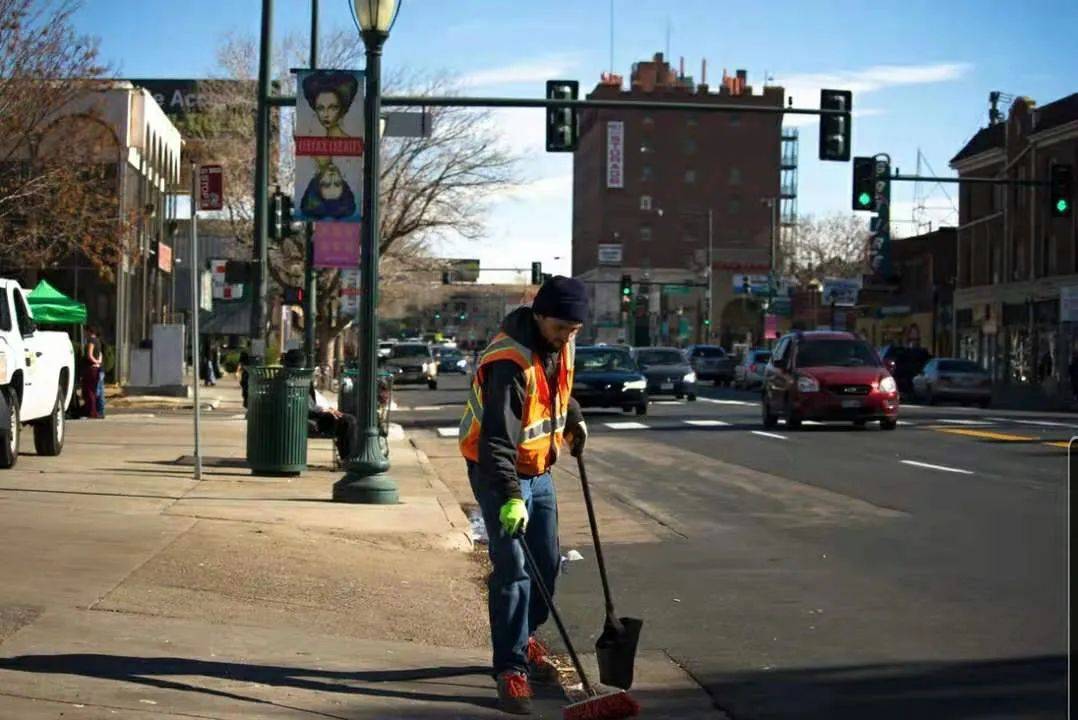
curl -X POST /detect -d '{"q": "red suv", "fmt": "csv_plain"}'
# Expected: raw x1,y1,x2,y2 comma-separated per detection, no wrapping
762,331,899,430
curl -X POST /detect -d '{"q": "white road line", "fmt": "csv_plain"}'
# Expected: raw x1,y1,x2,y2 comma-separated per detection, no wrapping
802,420,825,426
900,460,974,475
699,398,754,406
436,427,459,438
653,400,683,405
937,419,994,426
751,430,788,440
897,420,916,426
412,405,446,411
604,421,649,430
987,417,1078,429
683,419,730,427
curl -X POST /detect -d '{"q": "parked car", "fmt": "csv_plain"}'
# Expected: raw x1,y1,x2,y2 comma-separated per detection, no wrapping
633,346,697,400
572,346,648,415
683,344,736,386
436,347,469,374
734,349,772,389
912,358,991,407
763,331,899,430
879,345,933,395
384,342,438,389
1,279,76,468
378,340,397,359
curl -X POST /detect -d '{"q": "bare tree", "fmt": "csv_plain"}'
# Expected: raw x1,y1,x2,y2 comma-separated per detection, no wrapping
780,213,869,286
0,0,128,276
198,29,520,363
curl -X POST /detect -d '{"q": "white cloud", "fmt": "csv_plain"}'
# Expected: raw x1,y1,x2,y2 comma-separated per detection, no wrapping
779,62,972,103
458,54,581,90
495,173,572,202
784,106,886,128
491,107,549,154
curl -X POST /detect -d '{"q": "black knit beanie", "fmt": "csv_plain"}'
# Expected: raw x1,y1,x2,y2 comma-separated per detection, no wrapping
532,275,588,323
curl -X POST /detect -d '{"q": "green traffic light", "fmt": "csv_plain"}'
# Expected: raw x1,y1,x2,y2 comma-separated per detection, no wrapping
622,288,630,295
858,192,872,207
1057,198,1069,213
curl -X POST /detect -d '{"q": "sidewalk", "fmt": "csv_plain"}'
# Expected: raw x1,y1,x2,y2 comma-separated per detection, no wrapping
0,408,568,717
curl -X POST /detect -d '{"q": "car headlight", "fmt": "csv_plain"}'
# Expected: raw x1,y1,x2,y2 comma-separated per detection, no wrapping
797,375,820,393
456,359,467,368
622,378,646,391
879,376,897,393
682,371,697,383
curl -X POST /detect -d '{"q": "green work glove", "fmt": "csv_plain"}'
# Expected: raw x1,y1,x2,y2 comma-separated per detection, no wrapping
499,498,528,537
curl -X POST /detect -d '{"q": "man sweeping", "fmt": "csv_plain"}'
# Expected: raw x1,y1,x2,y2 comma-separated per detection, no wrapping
460,275,589,715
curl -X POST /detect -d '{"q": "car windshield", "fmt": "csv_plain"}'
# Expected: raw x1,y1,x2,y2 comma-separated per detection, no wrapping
576,349,637,372
938,360,983,373
692,347,725,358
391,344,430,359
796,340,879,368
441,350,462,360
637,349,685,366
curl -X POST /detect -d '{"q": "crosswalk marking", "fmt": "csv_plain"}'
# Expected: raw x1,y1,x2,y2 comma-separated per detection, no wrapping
683,419,730,427
603,421,649,430
699,398,754,406
938,419,994,426
751,430,788,440
901,459,974,475
436,427,459,438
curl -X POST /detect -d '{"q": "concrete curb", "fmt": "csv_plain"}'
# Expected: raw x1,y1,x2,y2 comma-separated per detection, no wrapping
407,436,475,552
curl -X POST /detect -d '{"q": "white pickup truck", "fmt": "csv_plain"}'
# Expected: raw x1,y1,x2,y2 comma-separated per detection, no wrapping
0,279,76,468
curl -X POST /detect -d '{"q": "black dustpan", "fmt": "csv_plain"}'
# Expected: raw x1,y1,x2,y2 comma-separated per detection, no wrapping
576,454,643,689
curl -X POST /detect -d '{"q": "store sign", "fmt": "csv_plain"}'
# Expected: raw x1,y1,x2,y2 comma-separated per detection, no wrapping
598,244,623,265
210,259,244,301
293,69,365,223
606,121,624,188
821,278,862,307
339,269,361,318
1061,286,1078,323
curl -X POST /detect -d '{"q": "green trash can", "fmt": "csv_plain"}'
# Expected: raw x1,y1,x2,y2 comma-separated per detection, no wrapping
246,365,313,475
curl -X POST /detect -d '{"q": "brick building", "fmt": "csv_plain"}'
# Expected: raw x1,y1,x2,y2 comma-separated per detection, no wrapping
571,54,784,347
949,93,1077,404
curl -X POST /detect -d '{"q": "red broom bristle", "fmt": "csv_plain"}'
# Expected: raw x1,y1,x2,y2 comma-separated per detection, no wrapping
563,690,641,720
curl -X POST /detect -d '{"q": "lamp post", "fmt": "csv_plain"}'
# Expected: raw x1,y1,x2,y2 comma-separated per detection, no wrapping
333,0,401,504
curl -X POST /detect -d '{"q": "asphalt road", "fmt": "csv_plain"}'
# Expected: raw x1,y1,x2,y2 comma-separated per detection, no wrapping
396,373,1071,720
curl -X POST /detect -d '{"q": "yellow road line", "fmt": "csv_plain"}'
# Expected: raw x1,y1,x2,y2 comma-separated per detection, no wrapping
1044,441,1073,449
936,428,1038,442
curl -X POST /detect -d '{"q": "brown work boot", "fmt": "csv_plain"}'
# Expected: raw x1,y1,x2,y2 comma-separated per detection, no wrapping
496,670,533,715
526,636,560,684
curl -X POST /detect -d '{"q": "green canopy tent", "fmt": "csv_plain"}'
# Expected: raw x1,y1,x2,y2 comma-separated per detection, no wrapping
26,279,87,326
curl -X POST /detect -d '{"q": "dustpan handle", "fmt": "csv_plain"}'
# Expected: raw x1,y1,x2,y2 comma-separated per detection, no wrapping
577,454,619,623
518,533,594,696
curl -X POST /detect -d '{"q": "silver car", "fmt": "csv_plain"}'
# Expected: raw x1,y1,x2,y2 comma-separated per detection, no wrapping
912,358,991,407
734,349,772,389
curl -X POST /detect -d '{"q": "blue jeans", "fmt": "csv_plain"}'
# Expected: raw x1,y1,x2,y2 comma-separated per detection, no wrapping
95,368,105,418
468,461,560,676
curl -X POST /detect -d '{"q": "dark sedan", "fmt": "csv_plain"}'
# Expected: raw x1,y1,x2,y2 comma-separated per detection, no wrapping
633,346,697,401
571,346,648,416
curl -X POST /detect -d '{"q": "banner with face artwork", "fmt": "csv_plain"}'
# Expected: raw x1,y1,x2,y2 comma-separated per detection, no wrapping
293,69,364,223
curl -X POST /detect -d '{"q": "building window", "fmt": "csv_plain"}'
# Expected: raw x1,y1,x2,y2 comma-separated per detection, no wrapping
642,116,655,128
641,164,653,182
684,137,697,155
728,197,742,215
640,195,652,211
640,226,652,242
684,169,696,184
728,167,742,185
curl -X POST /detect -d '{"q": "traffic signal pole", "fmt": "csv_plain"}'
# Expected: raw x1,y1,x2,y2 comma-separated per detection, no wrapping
303,0,319,369
251,0,273,355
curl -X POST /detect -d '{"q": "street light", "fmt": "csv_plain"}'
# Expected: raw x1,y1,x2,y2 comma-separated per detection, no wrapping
333,0,402,504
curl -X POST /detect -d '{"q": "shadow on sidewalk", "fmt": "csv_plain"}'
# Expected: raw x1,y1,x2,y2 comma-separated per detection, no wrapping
0,654,499,716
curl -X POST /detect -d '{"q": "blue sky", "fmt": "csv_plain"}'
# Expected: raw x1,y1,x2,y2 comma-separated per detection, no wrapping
75,0,1078,278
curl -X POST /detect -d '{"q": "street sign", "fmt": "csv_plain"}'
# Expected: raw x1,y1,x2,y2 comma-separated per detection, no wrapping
383,111,433,138
339,268,361,318
197,165,223,210
821,278,861,307
199,270,214,312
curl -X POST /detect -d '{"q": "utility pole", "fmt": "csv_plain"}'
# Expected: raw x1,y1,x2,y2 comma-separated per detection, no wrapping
251,0,273,358
303,0,319,369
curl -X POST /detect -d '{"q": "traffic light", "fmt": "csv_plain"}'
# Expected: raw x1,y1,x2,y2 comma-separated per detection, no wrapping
852,156,876,211
545,80,578,152
531,261,543,285
269,188,299,239
1050,163,1073,217
282,286,304,305
620,274,632,307
818,89,852,162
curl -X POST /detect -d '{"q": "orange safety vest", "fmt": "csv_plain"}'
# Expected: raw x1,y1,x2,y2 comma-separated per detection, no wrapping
459,332,575,477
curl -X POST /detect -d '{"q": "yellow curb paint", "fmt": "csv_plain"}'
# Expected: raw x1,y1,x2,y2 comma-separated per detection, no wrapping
936,428,1038,442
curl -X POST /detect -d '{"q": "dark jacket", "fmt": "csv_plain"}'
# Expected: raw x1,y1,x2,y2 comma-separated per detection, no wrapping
476,306,582,501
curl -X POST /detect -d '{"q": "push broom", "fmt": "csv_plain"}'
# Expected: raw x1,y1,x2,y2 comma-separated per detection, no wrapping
518,534,640,720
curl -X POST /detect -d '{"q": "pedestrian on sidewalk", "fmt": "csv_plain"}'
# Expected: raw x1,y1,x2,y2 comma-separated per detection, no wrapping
81,327,103,419
459,276,589,715
201,342,217,387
